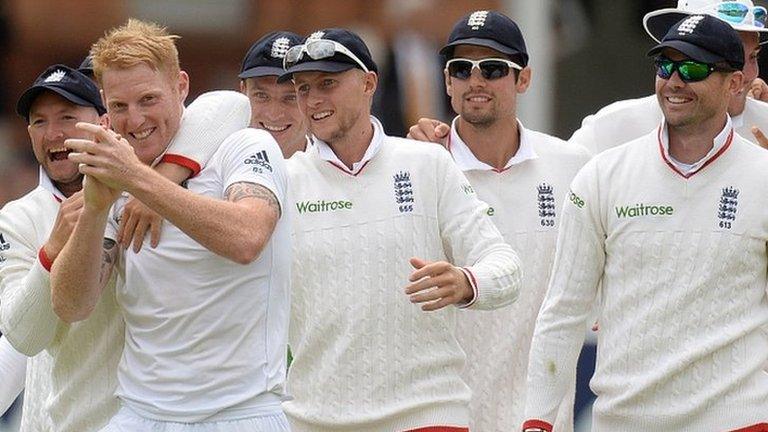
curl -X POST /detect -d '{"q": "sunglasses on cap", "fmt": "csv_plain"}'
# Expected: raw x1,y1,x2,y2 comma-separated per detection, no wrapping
654,57,734,82
703,1,767,28
445,58,523,81
283,39,370,72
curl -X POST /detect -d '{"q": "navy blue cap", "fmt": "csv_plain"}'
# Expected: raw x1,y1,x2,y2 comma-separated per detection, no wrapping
440,10,529,66
17,64,106,121
648,14,745,70
239,31,303,79
78,55,94,78
279,28,378,82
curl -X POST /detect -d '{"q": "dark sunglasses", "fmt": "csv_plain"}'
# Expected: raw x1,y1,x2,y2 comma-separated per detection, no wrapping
445,58,523,80
654,57,733,83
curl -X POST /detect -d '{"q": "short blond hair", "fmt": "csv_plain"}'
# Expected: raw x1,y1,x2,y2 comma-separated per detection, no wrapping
90,18,181,84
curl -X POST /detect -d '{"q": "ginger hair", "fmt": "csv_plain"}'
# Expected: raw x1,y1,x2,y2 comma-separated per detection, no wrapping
90,18,181,84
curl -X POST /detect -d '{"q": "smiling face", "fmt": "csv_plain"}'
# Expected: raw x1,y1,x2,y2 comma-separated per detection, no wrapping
27,91,102,195
293,68,376,144
101,63,188,164
241,76,308,156
445,45,530,128
655,48,743,130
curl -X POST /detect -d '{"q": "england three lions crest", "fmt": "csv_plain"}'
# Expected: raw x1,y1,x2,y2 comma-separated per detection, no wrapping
393,171,414,213
717,186,739,230
537,182,556,227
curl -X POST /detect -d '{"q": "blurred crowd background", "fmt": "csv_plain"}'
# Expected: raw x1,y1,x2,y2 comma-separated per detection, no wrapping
1,0,765,430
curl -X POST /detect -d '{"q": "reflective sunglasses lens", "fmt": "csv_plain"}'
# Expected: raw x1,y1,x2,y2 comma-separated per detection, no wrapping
284,45,304,68
448,60,473,80
479,60,511,80
678,61,711,81
655,59,674,79
306,40,336,60
754,7,767,27
717,2,750,23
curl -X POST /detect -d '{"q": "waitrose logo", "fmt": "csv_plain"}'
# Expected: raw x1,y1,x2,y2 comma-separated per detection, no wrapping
296,199,353,214
615,203,674,218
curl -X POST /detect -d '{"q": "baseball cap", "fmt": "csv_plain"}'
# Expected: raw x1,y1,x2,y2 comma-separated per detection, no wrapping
78,55,94,78
647,14,745,70
644,0,768,45
239,31,303,79
279,28,378,82
17,64,106,121
439,10,529,66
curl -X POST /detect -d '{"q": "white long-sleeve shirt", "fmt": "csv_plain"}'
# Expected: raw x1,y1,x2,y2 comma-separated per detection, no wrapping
525,123,768,431
284,117,522,432
569,94,768,154
448,119,590,432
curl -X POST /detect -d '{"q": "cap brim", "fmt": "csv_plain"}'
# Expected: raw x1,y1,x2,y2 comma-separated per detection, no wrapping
16,85,95,119
277,61,356,83
647,40,725,64
238,66,286,79
643,8,768,45
439,37,519,57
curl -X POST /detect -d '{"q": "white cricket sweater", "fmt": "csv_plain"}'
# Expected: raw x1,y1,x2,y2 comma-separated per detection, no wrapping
0,173,122,432
526,124,768,431
448,119,590,432
284,118,522,432
569,94,768,154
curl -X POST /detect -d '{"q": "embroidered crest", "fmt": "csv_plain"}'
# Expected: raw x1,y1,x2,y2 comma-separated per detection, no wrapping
717,186,739,229
393,171,414,213
677,15,705,35
307,31,325,42
44,69,66,83
537,182,556,227
271,37,291,59
467,11,489,30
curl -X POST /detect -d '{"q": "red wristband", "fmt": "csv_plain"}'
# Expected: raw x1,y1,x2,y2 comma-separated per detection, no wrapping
38,246,54,272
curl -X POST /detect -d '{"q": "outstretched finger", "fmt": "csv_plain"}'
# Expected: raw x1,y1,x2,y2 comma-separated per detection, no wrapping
132,218,150,253
752,126,768,150
118,211,138,249
149,216,162,248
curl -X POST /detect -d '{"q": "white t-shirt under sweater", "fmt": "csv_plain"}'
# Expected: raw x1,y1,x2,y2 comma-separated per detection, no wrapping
448,118,590,432
284,117,523,432
569,94,768,154
105,128,291,422
525,123,768,431
0,171,122,432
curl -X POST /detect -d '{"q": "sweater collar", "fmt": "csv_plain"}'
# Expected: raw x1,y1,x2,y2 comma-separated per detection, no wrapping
447,116,538,172
658,115,734,178
314,116,384,176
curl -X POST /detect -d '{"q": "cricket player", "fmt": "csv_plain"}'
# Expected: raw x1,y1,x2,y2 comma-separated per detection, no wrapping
280,28,522,431
0,61,248,431
49,19,289,431
240,31,310,158
412,10,591,432
523,15,768,431
569,0,768,153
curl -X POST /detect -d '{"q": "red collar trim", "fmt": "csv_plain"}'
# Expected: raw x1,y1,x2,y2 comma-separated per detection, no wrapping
657,126,733,179
327,159,371,177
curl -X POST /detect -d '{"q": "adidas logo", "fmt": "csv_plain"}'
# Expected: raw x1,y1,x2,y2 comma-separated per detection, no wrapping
468,11,489,30
44,69,66,83
0,233,10,251
271,37,291,59
244,150,272,172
